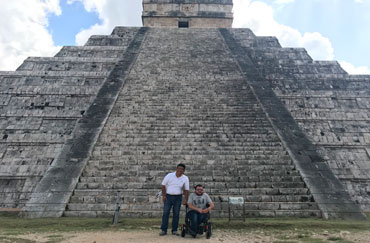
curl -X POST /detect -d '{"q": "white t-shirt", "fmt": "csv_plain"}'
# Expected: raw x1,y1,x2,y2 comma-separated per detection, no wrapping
161,172,190,195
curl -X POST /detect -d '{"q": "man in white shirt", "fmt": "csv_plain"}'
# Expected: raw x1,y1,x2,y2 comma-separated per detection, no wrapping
159,163,189,236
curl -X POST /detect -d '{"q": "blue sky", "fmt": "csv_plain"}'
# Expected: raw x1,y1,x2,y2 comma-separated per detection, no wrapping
267,0,370,74
47,0,100,46
0,0,369,74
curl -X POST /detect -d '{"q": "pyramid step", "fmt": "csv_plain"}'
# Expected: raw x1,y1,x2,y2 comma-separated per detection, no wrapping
83,164,296,171
56,46,127,58
21,57,120,63
66,201,318,213
90,155,292,161
92,141,285,147
69,193,314,205
63,209,322,218
72,187,310,196
0,70,109,78
75,180,306,190
81,168,300,178
81,168,297,178
85,35,136,47
17,57,119,72
78,175,304,184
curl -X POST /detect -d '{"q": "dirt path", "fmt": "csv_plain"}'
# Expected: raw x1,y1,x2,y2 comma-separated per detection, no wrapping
15,229,370,243
62,230,272,243
18,230,273,243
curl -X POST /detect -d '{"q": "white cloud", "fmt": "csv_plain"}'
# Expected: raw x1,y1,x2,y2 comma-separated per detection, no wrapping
0,0,61,71
274,0,295,4
340,61,370,75
1,0,368,75
68,0,142,45
233,0,370,74
233,0,334,61
356,0,370,3
301,32,334,60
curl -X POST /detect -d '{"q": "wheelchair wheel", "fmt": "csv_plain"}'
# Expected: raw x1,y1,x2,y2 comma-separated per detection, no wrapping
181,225,186,237
206,222,212,239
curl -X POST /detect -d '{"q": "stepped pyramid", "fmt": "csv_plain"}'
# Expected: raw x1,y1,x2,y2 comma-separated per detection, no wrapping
0,0,368,220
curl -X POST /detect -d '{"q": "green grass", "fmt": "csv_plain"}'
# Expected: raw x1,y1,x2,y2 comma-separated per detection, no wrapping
327,236,352,243
0,215,369,242
0,236,36,243
1,215,370,234
275,232,326,243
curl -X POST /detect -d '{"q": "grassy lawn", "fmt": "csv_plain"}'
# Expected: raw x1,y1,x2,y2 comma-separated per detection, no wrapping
0,212,369,243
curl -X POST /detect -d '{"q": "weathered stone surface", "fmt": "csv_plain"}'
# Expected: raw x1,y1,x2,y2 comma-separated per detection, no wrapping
142,0,233,28
21,28,148,218
0,24,369,219
0,27,141,212
223,28,370,216
221,28,366,220
65,28,321,218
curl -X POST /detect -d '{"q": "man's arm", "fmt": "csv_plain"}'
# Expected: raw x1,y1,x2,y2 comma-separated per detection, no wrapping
203,202,214,214
183,190,189,205
183,177,190,205
161,185,166,203
188,202,203,213
161,173,170,204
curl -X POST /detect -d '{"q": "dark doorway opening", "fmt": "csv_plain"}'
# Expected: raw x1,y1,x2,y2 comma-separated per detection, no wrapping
178,21,189,28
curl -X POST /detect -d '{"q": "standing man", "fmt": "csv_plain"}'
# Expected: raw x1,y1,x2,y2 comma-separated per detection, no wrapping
160,163,189,236
187,184,214,237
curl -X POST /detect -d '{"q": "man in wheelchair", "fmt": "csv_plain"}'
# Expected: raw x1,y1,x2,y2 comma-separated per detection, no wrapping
182,184,214,238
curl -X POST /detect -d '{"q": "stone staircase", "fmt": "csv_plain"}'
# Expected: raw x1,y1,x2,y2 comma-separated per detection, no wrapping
66,28,320,218
0,27,140,211
223,28,366,219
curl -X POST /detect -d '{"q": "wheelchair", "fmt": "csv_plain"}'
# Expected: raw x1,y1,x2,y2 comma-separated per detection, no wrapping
180,204,212,239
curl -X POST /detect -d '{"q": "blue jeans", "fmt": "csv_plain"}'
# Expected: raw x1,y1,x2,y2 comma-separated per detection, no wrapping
160,194,182,233
187,210,208,234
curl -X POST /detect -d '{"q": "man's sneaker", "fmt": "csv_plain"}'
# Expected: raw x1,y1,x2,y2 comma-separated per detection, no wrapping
159,231,167,236
172,231,179,236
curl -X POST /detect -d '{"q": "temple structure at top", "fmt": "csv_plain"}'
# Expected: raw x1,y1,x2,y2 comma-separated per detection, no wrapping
142,0,233,28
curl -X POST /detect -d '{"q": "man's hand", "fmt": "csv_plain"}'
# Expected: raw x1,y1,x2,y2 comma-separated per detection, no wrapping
183,190,189,205
161,185,166,204
203,203,214,214
198,208,204,214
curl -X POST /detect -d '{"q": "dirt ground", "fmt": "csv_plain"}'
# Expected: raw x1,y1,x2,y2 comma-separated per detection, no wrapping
15,229,370,243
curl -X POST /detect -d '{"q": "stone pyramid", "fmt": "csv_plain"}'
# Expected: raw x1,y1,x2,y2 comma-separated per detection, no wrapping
0,0,368,220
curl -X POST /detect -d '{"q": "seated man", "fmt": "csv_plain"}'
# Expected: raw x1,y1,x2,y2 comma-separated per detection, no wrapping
187,184,214,236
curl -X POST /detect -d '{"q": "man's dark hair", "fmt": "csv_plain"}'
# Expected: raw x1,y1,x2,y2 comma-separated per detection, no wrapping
194,184,203,189
177,163,186,170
